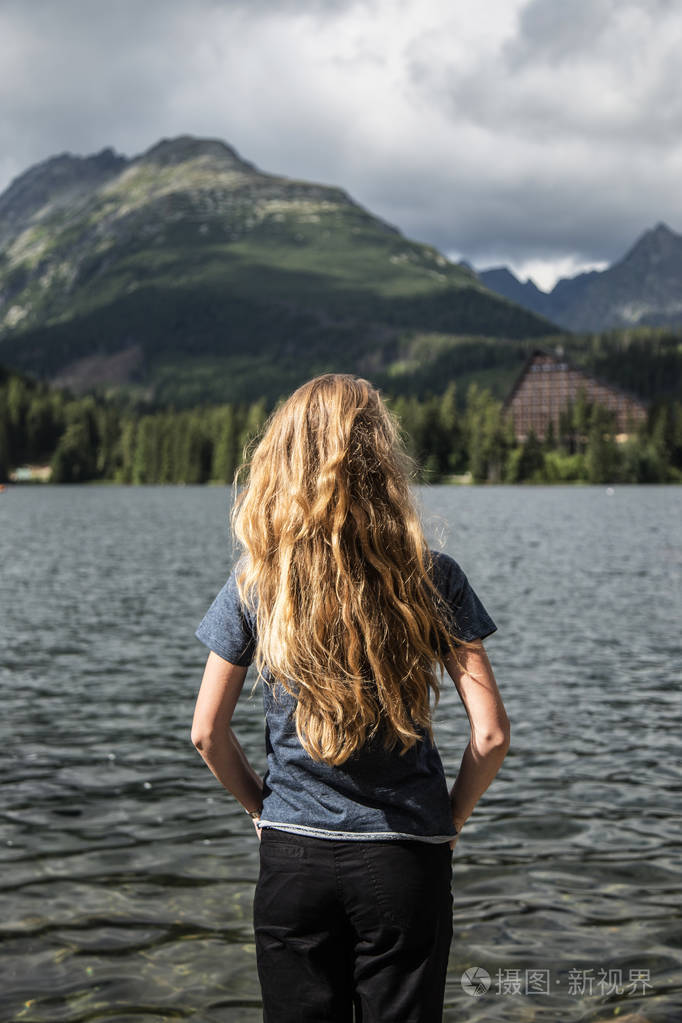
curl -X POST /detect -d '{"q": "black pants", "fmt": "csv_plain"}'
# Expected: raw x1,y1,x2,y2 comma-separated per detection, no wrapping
253,828,454,1022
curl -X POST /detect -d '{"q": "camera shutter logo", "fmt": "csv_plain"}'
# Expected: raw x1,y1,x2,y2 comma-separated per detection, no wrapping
461,966,491,997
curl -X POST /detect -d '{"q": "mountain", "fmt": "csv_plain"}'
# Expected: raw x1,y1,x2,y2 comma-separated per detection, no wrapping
0,147,128,248
477,222,682,332
0,135,556,405
475,267,553,320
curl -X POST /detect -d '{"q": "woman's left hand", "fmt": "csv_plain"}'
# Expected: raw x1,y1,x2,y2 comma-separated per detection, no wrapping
449,822,464,851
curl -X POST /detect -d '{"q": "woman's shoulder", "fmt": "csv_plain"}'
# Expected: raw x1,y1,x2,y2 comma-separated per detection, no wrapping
427,549,475,605
427,548,497,641
428,548,467,584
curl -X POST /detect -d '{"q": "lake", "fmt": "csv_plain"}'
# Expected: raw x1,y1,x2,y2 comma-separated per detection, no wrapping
1,485,681,1022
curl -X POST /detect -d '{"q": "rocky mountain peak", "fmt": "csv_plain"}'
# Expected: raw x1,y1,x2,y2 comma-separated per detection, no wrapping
133,135,257,173
651,220,674,237
0,146,129,244
621,220,681,265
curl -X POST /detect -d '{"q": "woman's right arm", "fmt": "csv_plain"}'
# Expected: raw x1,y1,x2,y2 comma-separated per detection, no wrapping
191,651,264,834
444,641,510,845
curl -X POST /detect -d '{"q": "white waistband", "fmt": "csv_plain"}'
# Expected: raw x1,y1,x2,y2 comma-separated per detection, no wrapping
257,819,454,843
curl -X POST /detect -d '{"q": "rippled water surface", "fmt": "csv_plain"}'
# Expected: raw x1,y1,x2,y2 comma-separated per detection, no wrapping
1,485,681,1022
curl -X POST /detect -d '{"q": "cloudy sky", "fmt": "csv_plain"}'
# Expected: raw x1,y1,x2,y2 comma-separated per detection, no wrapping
1,0,681,290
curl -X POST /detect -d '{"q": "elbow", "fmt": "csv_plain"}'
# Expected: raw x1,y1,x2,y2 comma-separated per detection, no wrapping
191,726,212,751
475,717,511,755
191,723,231,751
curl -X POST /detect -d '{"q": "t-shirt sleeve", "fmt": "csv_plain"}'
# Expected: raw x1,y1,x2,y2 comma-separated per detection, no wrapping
194,568,256,666
430,550,497,643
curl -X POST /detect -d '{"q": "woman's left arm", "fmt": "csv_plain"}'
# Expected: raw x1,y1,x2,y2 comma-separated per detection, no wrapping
191,651,264,832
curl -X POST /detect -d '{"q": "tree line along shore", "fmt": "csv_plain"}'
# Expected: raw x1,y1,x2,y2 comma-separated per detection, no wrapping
2,365,681,486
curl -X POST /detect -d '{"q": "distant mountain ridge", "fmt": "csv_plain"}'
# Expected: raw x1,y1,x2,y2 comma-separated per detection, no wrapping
0,135,555,405
477,222,682,331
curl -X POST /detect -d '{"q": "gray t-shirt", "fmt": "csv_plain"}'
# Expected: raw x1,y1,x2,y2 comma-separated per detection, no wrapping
195,549,496,843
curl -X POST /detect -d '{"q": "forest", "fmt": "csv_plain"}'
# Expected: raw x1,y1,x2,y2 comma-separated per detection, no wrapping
2,363,681,486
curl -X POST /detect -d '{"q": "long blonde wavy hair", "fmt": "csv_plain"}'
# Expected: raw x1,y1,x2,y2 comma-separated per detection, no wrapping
231,373,464,766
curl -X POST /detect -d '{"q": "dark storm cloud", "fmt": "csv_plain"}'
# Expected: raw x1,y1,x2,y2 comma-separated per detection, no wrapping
0,0,198,173
1,0,681,288
506,0,616,67
0,0,359,180
401,0,682,280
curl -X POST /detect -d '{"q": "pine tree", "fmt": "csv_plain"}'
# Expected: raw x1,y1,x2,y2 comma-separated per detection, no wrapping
585,405,621,483
211,405,238,483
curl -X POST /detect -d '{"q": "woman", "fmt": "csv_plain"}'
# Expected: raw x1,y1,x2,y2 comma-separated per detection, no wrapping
191,374,510,1022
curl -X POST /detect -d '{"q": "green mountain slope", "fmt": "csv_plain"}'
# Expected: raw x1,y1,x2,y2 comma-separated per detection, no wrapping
0,135,558,405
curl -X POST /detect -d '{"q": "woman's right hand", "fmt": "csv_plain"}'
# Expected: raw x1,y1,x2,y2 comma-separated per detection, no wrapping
449,817,466,850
